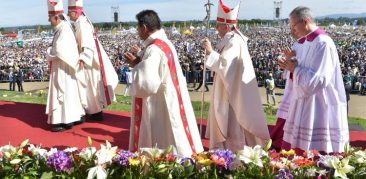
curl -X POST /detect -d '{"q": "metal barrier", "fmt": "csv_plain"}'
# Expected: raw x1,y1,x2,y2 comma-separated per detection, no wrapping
0,79,47,83
350,76,366,95
1,71,365,95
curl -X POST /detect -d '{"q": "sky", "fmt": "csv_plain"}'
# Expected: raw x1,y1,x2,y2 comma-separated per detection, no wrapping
0,0,365,27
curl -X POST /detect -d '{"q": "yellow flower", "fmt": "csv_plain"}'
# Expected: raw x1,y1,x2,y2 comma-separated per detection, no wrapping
198,159,212,166
280,149,295,156
88,136,93,146
128,158,141,166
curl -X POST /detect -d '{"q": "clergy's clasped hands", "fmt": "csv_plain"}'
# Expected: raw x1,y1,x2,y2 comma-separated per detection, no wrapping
123,45,142,67
202,38,213,55
78,60,85,69
278,47,298,73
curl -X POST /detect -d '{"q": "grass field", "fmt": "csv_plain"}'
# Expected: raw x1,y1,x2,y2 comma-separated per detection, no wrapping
0,90,364,128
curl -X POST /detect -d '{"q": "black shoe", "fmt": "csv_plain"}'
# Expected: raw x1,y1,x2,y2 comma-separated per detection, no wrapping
74,116,85,125
89,111,103,121
51,125,66,132
63,123,73,129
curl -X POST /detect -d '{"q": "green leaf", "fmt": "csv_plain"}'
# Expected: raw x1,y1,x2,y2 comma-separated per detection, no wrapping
163,145,173,155
40,171,54,179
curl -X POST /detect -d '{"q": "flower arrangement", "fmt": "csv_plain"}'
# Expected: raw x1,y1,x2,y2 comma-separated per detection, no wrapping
38,90,46,97
0,138,365,179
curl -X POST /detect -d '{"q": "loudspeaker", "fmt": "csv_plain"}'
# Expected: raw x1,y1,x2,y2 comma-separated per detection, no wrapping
114,12,118,23
275,8,280,18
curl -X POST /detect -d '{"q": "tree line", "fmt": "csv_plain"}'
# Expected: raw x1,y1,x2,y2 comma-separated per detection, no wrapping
1,17,365,34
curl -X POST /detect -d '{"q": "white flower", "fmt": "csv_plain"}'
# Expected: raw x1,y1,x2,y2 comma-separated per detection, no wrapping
353,150,366,164
87,141,117,179
317,169,328,176
27,144,35,151
94,141,118,165
238,145,267,168
64,147,78,153
79,147,97,161
304,150,314,159
320,155,339,168
0,145,17,159
321,155,354,179
139,147,164,159
47,148,58,157
28,144,47,159
305,168,317,177
87,165,107,179
334,157,355,179
0,144,16,154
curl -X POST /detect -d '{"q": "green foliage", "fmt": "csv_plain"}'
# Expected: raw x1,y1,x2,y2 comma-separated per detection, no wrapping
1,135,366,178
105,95,132,112
191,101,210,119
0,90,47,104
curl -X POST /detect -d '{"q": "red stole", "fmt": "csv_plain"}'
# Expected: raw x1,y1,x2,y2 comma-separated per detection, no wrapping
93,33,111,105
83,14,112,106
133,39,196,153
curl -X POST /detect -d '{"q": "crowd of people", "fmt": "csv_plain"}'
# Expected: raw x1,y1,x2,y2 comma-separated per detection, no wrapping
0,36,48,82
1,21,366,94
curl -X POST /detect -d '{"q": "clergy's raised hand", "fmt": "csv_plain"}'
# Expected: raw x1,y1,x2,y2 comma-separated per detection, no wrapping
283,47,296,60
78,60,85,69
287,59,298,73
123,52,141,67
279,57,298,73
278,57,287,70
201,38,213,55
130,45,141,55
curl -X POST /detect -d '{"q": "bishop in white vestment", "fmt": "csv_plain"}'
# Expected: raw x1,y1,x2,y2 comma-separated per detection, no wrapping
68,0,118,120
202,0,270,152
45,0,85,132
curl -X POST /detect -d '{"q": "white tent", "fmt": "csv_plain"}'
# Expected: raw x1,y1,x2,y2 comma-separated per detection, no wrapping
172,29,180,35
128,27,137,34
329,24,336,29
342,23,350,29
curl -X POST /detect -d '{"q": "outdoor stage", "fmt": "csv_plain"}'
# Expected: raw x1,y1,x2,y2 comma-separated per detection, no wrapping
0,101,365,150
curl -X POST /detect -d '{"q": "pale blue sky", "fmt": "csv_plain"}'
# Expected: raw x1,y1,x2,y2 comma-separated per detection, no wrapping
0,0,365,27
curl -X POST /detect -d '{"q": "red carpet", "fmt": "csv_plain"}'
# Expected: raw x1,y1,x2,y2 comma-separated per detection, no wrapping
0,101,365,150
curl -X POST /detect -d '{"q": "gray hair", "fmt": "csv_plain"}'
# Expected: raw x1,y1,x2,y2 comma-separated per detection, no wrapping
290,6,315,24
